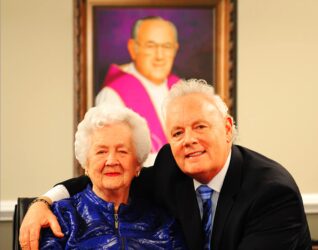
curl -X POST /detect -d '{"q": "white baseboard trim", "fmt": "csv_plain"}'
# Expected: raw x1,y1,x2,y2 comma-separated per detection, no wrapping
0,200,17,221
302,193,318,214
1,193,318,221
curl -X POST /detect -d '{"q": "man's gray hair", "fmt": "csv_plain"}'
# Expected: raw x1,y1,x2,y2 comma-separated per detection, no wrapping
162,78,237,140
75,105,151,167
131,16,178,42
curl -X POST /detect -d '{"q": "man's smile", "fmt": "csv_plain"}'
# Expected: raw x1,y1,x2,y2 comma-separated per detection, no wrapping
185,150,206,158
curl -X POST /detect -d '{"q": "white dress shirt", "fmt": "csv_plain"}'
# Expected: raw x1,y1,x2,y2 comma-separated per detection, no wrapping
193,150,232,232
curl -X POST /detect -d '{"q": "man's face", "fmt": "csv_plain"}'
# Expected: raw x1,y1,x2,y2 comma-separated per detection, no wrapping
165,93,233,183
128,19,179,84
86,123,141,199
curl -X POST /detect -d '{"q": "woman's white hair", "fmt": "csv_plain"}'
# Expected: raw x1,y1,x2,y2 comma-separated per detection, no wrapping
74,105,151,168
162,78,237,140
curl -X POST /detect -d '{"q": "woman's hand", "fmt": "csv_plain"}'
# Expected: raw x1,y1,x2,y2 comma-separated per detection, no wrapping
19,197,64,250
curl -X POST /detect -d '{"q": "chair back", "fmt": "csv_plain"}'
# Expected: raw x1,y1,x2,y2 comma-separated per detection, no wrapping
13,197,36,250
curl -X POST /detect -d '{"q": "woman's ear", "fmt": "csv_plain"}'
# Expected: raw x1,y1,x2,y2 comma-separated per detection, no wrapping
84,167,89,177
135,165,142,177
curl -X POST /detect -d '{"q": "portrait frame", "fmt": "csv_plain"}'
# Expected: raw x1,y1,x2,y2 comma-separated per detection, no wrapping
73,0,237,176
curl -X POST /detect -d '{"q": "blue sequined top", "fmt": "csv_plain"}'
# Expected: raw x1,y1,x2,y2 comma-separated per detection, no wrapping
40,185,186,249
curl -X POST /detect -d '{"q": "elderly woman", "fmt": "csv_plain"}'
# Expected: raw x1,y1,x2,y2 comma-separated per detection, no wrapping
40,105,186,249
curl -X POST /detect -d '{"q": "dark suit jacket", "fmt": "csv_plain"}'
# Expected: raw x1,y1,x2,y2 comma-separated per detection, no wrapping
61,144,311,250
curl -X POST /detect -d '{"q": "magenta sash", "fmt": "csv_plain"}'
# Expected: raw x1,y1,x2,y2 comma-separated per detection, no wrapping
103,64,179,152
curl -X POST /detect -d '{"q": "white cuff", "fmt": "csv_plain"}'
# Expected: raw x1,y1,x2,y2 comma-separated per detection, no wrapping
42,185,70,203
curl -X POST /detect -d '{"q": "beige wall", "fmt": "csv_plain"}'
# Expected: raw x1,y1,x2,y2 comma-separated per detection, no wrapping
1,0,317,248
1,0,73,199
237,0,318,193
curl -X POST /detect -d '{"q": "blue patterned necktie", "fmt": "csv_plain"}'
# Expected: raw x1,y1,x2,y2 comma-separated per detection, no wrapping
197,185,214,250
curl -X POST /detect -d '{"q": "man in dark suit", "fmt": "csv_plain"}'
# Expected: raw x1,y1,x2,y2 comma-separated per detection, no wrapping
20,79,311,250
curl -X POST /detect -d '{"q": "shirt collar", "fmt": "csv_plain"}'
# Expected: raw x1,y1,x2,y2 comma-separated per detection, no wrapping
194,150,232,193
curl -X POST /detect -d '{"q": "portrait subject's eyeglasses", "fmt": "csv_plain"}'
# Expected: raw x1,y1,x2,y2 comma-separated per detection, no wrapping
135,41,176,55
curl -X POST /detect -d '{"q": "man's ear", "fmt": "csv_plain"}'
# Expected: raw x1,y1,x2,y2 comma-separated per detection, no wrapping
127,39,137,61
175,43,179,54
225,116,233,139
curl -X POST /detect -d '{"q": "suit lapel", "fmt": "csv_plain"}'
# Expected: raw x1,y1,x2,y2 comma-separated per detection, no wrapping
211,145,243,249
175,173,204,250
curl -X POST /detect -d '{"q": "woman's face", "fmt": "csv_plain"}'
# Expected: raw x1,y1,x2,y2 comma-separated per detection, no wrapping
86,122,141,199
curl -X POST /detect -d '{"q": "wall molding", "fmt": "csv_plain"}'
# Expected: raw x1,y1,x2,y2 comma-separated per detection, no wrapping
302,193,318,214
0,200,16,221
1,193,318,221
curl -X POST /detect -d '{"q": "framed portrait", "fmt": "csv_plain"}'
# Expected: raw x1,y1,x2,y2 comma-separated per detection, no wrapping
74,0,237,175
